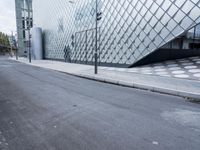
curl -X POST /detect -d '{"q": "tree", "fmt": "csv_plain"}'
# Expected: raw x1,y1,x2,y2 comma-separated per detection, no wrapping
0,31,10,46
0,31,10,53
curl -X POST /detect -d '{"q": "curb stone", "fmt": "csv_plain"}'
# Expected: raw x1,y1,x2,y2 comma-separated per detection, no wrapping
76,74,200,100
72,73,200,100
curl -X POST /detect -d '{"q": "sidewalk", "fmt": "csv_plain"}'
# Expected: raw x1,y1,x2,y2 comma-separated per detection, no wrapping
11,57,200,100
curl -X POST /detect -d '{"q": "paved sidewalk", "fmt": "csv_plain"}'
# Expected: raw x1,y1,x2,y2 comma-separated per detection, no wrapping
11,57,200,99
102,56,200,81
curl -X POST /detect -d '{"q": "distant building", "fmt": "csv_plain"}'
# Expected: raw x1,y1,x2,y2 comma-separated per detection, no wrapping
15,0,33,56
8,35,17,48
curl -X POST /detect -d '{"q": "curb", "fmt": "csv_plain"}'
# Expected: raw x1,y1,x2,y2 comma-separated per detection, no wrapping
67,72,200,100
12,59,200,100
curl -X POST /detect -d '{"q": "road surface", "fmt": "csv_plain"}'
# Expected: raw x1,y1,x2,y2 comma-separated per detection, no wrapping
0,56,200,150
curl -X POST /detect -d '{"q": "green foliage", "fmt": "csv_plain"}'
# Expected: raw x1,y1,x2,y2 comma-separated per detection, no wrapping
0,31,10,47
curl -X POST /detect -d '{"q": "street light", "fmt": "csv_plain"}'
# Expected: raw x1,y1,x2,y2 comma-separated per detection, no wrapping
69,0,102,74
27,0,31,63
13,31,18,60
10,31,14,58
94,0,98,74
95,2,102,74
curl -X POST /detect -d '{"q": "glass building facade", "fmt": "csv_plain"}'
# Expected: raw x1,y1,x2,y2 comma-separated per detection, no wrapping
31,0,200,67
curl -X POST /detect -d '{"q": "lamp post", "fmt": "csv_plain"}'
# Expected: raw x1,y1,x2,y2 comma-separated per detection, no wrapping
12,31,18,60
27,0,31,63
9,30,15,58
10,31,13,57
94,0,98,74
15,31,18,60
95,1,102,74
15,33,18,60
69,0,101,74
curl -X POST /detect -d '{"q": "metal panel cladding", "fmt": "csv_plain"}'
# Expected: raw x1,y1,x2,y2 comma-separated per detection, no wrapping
33,0,200,67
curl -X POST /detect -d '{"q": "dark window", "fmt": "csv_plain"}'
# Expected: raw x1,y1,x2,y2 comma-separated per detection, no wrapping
22,20,25,28
23,30,25,38
30,21,33,27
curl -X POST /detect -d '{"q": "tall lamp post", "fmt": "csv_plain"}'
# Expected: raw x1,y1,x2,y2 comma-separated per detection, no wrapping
9,30,16,58
10,31,13,57
95,0,102,74
94,0,98,74
69,0,101,74
27,0,31,63
14,31,18,60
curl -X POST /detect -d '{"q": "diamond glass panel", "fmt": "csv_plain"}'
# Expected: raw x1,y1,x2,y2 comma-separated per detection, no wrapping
33,0,200,66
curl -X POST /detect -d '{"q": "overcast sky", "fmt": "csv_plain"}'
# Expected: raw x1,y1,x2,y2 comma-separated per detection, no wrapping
0,0,16,35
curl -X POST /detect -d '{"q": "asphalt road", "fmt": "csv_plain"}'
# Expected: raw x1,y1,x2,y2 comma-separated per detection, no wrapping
0,56,200,150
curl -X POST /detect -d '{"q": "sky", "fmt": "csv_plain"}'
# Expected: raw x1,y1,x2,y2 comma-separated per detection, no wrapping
0,0,16,35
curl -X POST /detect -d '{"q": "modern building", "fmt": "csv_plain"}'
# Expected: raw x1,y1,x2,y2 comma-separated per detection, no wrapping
15,0,33,56
18,0,200,67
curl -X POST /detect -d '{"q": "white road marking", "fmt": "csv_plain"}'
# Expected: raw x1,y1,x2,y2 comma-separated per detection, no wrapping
152,141,159,145
174,74,189,78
